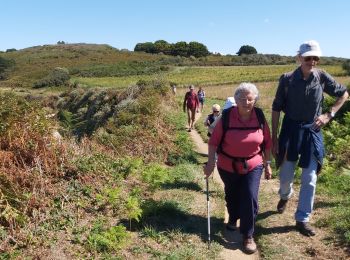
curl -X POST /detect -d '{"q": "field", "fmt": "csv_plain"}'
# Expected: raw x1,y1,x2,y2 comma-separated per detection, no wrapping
72,64,347,89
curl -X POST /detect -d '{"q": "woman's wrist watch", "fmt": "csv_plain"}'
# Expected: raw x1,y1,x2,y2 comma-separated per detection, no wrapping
265,160,271,166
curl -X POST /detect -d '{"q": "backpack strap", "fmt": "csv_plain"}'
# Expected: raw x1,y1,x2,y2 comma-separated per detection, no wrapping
284,71,294,100
254,107,266,152
216,106,233,155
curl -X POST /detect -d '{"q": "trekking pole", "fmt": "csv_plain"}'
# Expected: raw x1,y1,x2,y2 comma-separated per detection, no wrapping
206,176,211,249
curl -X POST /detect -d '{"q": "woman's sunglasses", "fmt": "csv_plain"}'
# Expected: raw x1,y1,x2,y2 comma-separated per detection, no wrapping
304,56,320,62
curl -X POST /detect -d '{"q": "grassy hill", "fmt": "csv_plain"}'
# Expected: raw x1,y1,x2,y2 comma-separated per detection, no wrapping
1,43,347,90
0,44,164,88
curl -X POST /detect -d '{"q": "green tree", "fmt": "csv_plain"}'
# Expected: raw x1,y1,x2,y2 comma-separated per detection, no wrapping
172,41,189,57
188,41,209,57
154,40,172,55
5,48,17,53
134,42,156,53
236,45,257,56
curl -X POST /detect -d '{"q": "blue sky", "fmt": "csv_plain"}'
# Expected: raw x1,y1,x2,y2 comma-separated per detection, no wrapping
1,0,350,58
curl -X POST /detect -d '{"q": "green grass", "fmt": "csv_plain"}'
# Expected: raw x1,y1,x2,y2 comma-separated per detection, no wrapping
316,167,350,244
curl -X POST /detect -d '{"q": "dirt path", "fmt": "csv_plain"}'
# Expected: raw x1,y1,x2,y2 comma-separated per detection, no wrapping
188,113,349,260
189,114,259,259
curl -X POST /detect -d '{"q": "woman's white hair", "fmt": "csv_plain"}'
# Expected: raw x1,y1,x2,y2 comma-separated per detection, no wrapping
234,82,259,101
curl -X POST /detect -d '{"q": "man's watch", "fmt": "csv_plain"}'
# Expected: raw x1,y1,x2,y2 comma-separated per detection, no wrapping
329,111,336,118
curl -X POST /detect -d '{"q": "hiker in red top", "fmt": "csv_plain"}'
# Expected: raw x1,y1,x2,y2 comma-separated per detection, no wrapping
183,85,199,132
204,82,272,254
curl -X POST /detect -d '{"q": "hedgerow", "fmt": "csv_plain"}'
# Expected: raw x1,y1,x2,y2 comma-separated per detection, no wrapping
57,79,177,163
0,93,66,229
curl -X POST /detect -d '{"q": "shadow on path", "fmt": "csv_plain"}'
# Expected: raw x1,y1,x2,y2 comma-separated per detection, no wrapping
161,180,203,192
257,210,278,221
132,198,245,251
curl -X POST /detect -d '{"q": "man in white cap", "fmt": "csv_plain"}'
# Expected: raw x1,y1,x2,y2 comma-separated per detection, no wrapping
271,40,349,236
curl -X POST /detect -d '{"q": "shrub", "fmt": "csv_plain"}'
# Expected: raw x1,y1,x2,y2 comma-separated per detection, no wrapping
70,61,169,77
141,163,170,191
87,222,130,252
0,57,15,80
0,93,66,227
323,112,350,168
33,67,70,88
342,59,350,75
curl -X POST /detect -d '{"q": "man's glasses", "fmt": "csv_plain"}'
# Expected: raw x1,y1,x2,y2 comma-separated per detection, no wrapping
213,110,220,113
304,56,320,62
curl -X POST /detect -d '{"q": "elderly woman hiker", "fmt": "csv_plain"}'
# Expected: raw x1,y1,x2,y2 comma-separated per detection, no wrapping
204,82,272,254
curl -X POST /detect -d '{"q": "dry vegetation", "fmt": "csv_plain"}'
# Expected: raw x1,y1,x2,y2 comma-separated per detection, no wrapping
0,82,193,257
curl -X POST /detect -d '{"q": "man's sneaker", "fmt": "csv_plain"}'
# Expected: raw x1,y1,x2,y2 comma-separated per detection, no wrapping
226,220,237,231
296,221,316,236
277,199,288,213
243,237,257,254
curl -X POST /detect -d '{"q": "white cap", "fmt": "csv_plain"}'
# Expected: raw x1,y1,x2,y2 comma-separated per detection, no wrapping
223,97,236,110
298,40,322,57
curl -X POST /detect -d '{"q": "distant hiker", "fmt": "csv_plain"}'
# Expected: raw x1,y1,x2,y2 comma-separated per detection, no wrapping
183,85,199,131
204,83,272,254
272,40,349,237
171,84,177,95
204,104,221,137
197,87,206,112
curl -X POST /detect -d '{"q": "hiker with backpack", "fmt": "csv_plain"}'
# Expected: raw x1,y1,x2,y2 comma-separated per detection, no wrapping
183,85,200,132
204,104,221,137
204,83,272,254
272,40,349,237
